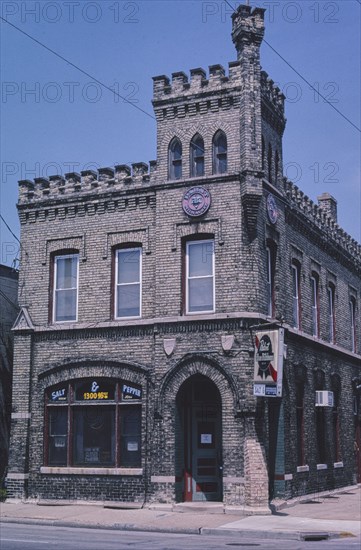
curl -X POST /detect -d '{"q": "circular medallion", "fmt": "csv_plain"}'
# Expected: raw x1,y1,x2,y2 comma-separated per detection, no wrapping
267,193,279,225
182,186,211,218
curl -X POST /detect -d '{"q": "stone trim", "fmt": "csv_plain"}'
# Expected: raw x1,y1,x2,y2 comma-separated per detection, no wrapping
151,476,175,483
40,467,143,476
7,473,29,480
11,412,31,419
223,476,245,484
296,465,309,473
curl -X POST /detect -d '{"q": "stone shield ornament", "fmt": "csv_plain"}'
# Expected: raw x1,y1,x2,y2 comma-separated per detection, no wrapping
182,187,211,218
221,335,234,352
163,338,176,356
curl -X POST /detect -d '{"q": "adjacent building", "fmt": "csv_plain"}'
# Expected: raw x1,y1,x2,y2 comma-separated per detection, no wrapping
7,5,361,511
0,264,19,484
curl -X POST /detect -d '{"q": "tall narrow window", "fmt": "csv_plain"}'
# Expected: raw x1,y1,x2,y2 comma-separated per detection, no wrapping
261,136,265,171
292,262,301,329
169,137,182,180
275,150,279,183
350,297,356,352
186,240,215,314
53,253,79,322
190,134,205,177
296,382,305,466
212,131,227,174
266,245,276,317
115,248,142,318
268,143,273,183
328,283,335,343
311,274,319,337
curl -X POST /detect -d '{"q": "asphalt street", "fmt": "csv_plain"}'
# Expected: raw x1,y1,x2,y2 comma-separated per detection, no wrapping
0,524,360,550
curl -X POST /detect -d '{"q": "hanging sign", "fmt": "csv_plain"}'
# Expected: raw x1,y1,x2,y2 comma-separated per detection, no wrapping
253,328,284,397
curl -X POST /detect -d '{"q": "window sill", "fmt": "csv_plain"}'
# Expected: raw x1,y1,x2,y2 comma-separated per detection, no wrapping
296,465,309,473
333,462,343,469
316,464,328,470
40,467,143,476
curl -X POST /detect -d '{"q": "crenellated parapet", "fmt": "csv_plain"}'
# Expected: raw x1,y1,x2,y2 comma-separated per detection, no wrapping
152,62,242,107
18,161,157,205
261,70,286,133
282,178,361,270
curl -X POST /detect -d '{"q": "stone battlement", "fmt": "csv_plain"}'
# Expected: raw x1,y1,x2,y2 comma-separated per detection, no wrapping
18,162,157,205
261,70,285,114
152,62,243,102
282,178,361,267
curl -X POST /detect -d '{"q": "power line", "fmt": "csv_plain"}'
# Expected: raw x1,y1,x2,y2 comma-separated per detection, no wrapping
0,215,20,245
0,15,156,122
224,0,360,133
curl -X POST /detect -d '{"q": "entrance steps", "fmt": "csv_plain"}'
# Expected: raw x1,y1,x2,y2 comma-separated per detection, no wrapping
173,502,225,514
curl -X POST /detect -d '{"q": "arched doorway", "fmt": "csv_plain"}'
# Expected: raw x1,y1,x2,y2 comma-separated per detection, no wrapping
176,374,222,502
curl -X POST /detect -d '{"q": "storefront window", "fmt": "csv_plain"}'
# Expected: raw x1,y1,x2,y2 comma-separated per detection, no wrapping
45,379,142,468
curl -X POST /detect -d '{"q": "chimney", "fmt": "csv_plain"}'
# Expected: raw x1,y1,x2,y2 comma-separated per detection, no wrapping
317,193,337,223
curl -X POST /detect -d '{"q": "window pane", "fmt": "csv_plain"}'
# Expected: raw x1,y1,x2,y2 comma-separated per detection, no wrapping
188,242,213,277
117,250,140,284
48,408,68,465
73,407,115,466
55,289,77,321
195,158,204,177
189,277,214,312
120,407,141,467
173,161,182,179
117,284,140,317
56,256,78,289
218,155,227,174
216,135,227,154
172,140,182,160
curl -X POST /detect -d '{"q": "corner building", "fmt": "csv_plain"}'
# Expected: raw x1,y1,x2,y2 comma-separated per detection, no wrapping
7,6,361,511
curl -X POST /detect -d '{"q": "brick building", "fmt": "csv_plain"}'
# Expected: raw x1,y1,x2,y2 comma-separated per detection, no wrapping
7,5,361,511
0,264,19,484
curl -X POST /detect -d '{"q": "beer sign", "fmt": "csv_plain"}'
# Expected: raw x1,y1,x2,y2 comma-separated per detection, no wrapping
254,328,284,397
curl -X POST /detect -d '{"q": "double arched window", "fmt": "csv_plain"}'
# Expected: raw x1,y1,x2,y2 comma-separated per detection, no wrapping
190,134,205,177
213,130,227,174
169,137,182,180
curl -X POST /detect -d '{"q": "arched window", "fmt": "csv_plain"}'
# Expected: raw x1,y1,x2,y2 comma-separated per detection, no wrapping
311,272,320,337
275,150,279,183
292,260,302,329
190,134,205,177
268,143,273,183
212,131,227,174
45,379,142,468
169,137,182,180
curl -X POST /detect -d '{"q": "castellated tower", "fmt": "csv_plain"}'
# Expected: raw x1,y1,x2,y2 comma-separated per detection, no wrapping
152,5,286,196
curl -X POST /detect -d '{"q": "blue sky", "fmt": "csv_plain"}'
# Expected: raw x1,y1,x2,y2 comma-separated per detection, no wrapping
1,0,360,267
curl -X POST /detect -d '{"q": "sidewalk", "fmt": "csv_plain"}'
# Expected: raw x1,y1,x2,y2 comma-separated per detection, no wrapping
1,485,360,541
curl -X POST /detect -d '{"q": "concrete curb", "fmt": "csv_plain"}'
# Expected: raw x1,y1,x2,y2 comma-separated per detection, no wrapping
0,516,352,541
